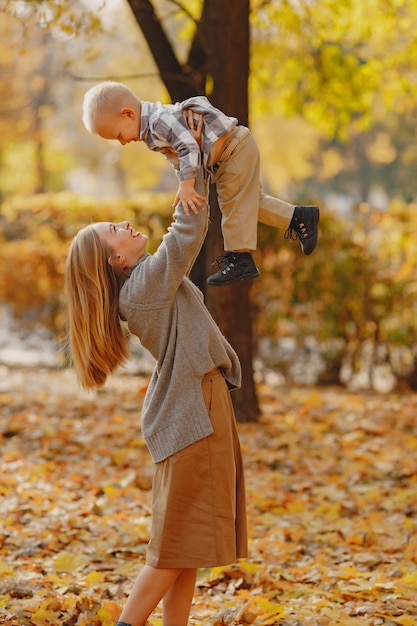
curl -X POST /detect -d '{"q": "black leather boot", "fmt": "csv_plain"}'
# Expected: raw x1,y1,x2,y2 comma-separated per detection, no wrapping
284,205,320,255
207,251,260,286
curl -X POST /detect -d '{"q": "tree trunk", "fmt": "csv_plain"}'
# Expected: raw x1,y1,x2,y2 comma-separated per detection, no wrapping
126,0,260,421
204,187,260,421
197,0,260,422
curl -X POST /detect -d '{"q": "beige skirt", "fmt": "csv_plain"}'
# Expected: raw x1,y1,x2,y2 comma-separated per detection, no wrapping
146,368,247,569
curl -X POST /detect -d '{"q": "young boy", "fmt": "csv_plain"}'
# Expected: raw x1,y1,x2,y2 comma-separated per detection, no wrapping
82,81,320,286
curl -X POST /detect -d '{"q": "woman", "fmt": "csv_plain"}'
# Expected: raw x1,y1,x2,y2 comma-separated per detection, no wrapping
64,170,247,626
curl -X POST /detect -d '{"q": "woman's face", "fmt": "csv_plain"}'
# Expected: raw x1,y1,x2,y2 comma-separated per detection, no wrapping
94,221,148,269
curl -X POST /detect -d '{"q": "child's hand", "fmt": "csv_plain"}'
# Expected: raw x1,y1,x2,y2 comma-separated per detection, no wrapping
173,178,206,215
182,110,204,149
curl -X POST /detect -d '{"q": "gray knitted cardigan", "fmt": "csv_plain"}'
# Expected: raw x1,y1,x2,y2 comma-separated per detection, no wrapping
119,199,241,463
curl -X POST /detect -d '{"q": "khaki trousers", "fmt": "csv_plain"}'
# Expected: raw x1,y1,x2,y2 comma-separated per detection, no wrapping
208,125,294,251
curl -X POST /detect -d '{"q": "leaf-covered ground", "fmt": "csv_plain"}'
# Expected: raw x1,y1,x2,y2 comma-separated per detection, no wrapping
1,368,417,626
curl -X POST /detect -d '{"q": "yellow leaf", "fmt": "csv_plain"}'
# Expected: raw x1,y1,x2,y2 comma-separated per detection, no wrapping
286,498,306,514
53,551,88,573
254,595,287,617
30,601,61,626
85,570,105,584
0,559,13,576
103,484,119,497
306,390,323,407
208,565,227,578
47,573,69,584
97,600,121,626
236,590,287,623
339,565,369,580
399,571,417,588
396,617,417,626
238,561,259,575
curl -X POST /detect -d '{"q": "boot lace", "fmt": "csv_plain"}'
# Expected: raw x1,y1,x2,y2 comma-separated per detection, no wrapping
284,221,308,242
212,253,235,272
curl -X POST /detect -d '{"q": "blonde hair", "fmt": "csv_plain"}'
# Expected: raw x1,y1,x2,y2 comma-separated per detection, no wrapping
65,224,129,389
82,81,137,133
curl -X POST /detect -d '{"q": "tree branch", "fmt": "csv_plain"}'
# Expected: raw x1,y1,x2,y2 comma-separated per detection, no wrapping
125,0,198,100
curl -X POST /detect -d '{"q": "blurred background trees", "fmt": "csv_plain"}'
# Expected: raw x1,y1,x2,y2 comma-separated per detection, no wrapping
1,0,417,408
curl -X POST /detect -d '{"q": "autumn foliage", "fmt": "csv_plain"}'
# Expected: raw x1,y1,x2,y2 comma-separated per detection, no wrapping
1,194,417,388
1,368,417,625
0,192,173,336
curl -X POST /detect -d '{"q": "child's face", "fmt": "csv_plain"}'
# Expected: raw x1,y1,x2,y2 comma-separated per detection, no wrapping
97,108,140,145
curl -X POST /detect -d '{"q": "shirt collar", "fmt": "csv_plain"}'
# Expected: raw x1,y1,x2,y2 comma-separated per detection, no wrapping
139,101,152,141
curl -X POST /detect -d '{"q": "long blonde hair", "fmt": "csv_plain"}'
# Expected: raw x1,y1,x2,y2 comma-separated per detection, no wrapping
65,224,129,389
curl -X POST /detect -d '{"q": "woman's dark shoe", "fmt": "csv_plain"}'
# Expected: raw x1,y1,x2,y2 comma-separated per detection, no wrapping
207,251,260,286
284,205,320,255
115,622,132,626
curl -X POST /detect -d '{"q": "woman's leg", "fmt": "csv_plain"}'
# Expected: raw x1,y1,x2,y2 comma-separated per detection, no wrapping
162,567,197,626
117,564,183,626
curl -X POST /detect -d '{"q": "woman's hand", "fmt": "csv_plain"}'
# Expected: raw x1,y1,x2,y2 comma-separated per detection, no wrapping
182,110,204,149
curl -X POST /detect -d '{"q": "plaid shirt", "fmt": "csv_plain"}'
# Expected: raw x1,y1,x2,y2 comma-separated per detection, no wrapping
139,96,238,181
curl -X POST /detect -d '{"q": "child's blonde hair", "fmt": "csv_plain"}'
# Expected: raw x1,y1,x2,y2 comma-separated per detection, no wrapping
82,81,136,133
65,224,129,389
